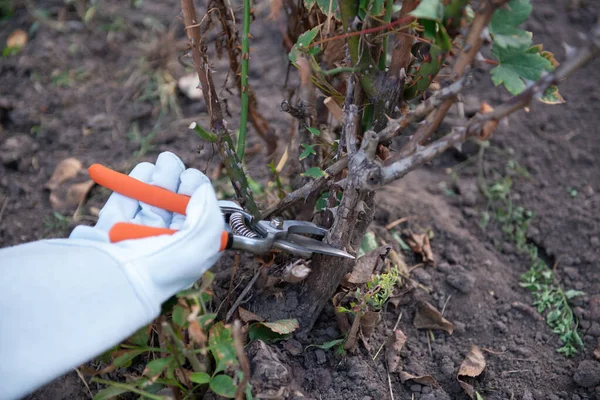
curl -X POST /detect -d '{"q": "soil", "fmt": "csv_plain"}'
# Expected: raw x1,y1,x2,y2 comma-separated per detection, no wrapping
1,0,599,399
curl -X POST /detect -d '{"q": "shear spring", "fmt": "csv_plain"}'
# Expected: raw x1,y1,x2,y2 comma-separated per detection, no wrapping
229,212,258,238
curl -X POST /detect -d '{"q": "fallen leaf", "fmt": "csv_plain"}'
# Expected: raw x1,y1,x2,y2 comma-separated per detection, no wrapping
594,338,600,360
261,319,299,335
65,180,94,208
399,371,438,386
405,232,434,264
359,310,380,337
386,329,407,372
45,158,83,190
188,320,207,345
457,345,486,399
344,244,391,285
238,307,265,324
7,29,28,49
177,73,203,100
413,300,454,334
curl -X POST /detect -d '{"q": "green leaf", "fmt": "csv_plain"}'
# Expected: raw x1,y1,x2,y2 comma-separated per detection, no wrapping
93,386,129,400
564,289,585,300
289,26,320,63
489,0,533,48
358,231,379,257
409,0,443,20
304,0,341,20
209,322,238,374
112,349,144,368
421,20,451,51
476,392,485,400
144,357,172,378
306,338,345,351
189,122,218,143
490,43,552,95
315,191,329,212
540,85,565,105
302,167,328,179
249,319,299,343
190,372,211,384
307,126,321,136
299,144,317,160
210,374,237,398
129,326,150,347
171,305,188,328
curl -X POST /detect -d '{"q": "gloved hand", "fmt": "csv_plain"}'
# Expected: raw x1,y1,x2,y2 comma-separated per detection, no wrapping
69,151,225,304
0,152,224,400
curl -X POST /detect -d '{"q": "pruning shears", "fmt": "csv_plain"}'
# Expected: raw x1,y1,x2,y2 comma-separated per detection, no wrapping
88,164,354,260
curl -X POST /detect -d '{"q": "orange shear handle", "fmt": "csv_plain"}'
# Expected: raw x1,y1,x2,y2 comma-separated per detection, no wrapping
88,164,230,251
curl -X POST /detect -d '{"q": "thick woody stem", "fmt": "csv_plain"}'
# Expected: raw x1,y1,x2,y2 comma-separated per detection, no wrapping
397,0,509,158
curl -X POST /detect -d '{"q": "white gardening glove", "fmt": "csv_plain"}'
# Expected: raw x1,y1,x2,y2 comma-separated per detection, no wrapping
0,152,224,400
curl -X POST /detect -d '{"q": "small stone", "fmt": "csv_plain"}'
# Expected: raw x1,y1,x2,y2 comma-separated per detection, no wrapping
421,389,451,400
410,384,422,393
422,386,432,394
535,331,543,342
314,349,327,365
412,268,432,286
454,321,466,334
522,389,534,400
571,394,581,400
573,360,600,387
563,267,579,280
314,368,332,389
588,322,600,337
589,295,600,321
494,321,508,333
283,340,303,356
590,236,600,247
446,269,476,294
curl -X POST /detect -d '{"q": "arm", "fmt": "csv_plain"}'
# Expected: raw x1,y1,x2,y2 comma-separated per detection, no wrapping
0,152,224,399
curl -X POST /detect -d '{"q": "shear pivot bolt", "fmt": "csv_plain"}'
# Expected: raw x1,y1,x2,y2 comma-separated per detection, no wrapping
270,217,284,229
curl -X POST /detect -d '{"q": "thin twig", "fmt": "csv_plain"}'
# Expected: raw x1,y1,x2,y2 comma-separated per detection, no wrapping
0,196,8,225
181,0,260,218
237,0,251,160
232,320,250,400
161,321,204,373
226,266,262,322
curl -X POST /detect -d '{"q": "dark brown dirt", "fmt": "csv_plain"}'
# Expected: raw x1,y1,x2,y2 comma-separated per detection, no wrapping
1,0,599,399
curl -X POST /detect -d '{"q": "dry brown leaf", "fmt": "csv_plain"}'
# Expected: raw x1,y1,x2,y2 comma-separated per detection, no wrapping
188,320,207,345
238,307,265,323
344,245,391,285
405,232,434,264
65,180,95,208
388,248,409,277
399,371,438,386
175,368,194,389
45,158,83,190
413,300,454,334
7,29,28,49
457,345,486,399
359,310,380,337
595,338,600,360
386,329,407,373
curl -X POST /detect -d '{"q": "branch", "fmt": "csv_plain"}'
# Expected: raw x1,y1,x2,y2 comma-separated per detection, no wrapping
181,0,260,218
363,25,600,188
397,0,509,158
263,75,469,217
261,157,349,219
377,75,469,142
